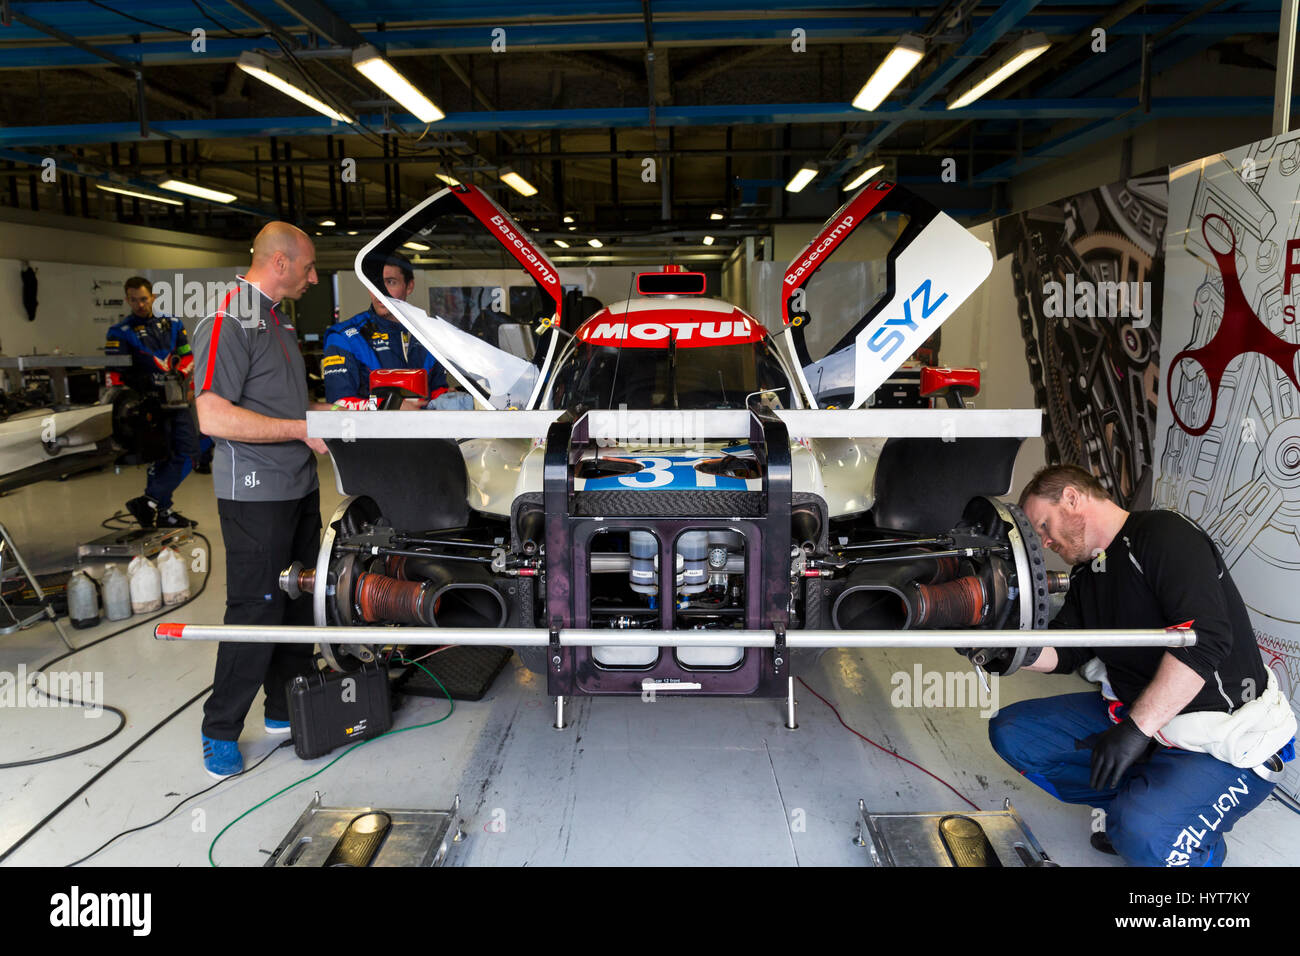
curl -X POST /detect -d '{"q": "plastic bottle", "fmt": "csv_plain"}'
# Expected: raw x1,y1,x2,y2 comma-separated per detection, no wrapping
678,532,708,595
128,555,162,614
629,531,658,596
101,564,132,621
157,547,191,605
66,570,100,629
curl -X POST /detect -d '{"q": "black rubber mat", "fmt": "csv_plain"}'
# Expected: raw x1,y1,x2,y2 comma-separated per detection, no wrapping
395,646,514,702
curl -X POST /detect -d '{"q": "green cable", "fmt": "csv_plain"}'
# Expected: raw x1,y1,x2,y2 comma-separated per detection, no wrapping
208,656,454,867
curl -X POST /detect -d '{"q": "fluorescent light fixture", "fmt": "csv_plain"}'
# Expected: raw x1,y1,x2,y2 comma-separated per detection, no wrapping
948,32,1050,110
499,168,538,197
554,239,570,248
403,240,431,251
320,218,336,226
159,179,237,203
587,238,603,248
237,50,352,123
352,44,444,123
562,214,575,223
435,172,460,186
843,163,886,191
852,34,925,112
702,236,715,246
95,183,183,207
785,163,818,193
709,209,725,220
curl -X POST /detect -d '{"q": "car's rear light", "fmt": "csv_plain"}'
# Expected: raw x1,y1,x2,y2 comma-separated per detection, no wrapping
920,366,980,399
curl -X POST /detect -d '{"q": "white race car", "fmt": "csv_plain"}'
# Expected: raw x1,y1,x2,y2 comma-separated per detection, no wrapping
159,182,1192,714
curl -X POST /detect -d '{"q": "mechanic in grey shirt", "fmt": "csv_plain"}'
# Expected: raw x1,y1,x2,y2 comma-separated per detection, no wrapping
190,221,329,779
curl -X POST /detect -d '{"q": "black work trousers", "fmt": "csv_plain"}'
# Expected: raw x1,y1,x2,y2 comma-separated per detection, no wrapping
201,489,321,741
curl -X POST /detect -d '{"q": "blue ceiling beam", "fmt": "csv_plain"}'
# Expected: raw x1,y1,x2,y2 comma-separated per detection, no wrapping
0,8,1283,68
4,0,1261,42
970,94,1300,183
962,31,1226,141
1038,31,1226,100
4,97,1286,147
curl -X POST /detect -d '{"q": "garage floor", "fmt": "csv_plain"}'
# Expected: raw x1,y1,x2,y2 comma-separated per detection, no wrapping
1,457,1296,867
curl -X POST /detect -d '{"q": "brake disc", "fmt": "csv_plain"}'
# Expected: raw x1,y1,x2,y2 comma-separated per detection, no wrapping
962,496,1052,675
316,495,381,672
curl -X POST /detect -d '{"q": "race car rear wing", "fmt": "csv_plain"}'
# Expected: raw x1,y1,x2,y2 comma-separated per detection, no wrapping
306,407,1042,441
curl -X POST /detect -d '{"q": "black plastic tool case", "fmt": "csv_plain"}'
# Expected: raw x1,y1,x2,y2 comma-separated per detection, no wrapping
287,665,392,760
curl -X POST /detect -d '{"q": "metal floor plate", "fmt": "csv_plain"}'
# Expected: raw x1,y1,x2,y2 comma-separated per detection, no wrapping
265,793,461,867
857,797,1056,867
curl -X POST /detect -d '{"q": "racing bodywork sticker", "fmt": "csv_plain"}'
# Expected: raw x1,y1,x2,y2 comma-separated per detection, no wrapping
575,454,761,491
577,309,764,349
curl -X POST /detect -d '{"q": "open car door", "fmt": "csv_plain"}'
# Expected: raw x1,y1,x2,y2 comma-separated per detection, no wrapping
780,180,992,409
355,184,564,409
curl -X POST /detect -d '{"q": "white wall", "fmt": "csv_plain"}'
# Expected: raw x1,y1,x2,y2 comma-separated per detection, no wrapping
0,206,244,357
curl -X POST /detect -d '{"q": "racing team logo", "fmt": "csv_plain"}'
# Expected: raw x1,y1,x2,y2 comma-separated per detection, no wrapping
578,311,764,348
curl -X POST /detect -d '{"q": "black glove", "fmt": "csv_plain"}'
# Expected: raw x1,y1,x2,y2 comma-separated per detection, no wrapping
1080,716,1154,790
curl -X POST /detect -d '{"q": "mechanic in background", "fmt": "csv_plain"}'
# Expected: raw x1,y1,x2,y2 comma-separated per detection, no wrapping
974,464,1295,866
107,276,199,529
321,252,450,409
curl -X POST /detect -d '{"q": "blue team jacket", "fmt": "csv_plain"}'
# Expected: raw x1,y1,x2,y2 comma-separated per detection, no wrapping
321,310,447,403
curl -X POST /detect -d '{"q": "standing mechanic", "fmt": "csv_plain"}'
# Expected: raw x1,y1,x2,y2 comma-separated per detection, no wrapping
107,276,200,529
191,222,328,779
321,252,448,409
977,464,1295,866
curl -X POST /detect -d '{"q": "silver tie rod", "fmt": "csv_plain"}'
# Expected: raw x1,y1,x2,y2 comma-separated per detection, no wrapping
155,623,1195,649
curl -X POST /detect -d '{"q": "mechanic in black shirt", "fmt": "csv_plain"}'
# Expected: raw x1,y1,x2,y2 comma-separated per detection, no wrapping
978,464,1294,866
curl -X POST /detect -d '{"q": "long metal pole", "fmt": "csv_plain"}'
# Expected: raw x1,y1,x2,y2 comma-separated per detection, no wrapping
156,623,1196,649
1276,0,1299,135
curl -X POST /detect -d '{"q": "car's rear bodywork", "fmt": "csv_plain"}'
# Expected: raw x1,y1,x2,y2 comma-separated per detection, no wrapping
159,181,1195,705
281,182,1061,696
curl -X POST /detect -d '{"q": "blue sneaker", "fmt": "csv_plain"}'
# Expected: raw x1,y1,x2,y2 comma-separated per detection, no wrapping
202,735,243,779
264,717,292,735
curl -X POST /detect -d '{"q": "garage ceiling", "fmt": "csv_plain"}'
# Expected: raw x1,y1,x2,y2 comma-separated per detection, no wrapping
0,1,1292,265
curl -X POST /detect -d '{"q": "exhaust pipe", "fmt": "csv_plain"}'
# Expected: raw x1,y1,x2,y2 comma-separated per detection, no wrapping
831,551,1000,631
354,555,508,628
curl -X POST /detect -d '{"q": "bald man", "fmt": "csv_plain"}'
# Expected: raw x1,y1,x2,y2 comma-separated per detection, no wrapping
191,222,329,779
